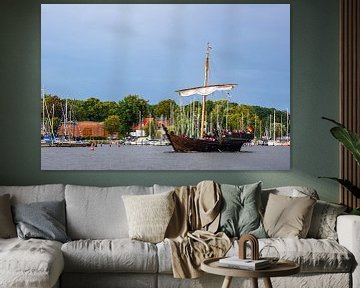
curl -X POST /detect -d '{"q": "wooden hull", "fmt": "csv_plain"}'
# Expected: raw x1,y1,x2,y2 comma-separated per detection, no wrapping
162,125,253,152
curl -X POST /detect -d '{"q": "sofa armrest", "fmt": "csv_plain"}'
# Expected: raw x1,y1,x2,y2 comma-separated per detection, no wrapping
337,215,360,288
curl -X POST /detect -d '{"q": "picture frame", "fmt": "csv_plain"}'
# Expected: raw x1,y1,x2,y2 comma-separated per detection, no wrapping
41,3,290,170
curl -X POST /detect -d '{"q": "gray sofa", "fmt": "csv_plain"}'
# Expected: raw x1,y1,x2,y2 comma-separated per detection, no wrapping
0,184,359,288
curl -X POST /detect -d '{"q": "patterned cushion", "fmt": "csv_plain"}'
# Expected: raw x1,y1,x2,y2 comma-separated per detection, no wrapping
307,200,347,240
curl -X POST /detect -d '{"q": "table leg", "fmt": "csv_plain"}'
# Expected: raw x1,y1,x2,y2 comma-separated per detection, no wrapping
251,278,258,288
263,277,273,288
221,276,233,288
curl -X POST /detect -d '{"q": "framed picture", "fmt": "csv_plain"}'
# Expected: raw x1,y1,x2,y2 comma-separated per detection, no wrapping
41,4,290,170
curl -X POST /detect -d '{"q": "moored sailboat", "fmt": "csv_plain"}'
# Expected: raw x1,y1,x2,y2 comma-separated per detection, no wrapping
163,44,254,152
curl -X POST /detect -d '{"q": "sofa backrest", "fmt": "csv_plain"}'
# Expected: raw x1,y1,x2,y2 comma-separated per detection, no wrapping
153,184,176,194
261,186,319,212
0,184,65,204
65,184,154,240
0,184,321,240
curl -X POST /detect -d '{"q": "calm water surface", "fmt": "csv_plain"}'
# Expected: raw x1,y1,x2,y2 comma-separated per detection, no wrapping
41,145,290,170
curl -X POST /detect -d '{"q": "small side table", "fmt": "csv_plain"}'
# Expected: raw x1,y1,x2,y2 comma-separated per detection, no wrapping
201,257,300,288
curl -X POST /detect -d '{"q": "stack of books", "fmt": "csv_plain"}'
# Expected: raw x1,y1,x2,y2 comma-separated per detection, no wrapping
218,257,271,270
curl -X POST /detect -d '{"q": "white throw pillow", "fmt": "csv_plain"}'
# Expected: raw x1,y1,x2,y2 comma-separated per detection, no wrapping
122,191,175,243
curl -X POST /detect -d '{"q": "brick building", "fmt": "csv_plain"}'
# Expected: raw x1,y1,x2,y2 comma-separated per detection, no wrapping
57,121,108,137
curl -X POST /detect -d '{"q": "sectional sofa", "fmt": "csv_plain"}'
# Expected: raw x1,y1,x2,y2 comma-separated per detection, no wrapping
0,183,359,288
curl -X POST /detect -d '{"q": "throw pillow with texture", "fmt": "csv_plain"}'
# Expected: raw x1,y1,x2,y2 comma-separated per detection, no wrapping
12,200,70,243
263,193,316,238
218,182,266,238
0,194,17,238
122,191,175,243
307,200,347,240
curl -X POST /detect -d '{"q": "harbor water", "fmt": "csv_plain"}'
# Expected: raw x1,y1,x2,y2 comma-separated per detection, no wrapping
41,145,290,170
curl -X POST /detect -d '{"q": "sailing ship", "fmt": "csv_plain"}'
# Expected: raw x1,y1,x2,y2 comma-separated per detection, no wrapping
163,44,254,152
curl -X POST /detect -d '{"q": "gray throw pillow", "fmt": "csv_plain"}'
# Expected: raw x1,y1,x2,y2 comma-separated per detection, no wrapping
307,200,347,240
218,182,266,238
0,194,17,238
12,200,70,243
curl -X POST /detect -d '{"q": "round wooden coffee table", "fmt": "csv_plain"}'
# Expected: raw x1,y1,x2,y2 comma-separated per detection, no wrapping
201,257,300,288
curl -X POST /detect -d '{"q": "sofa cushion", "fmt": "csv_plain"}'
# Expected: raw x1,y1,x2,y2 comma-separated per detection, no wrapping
157,237,353,274
226,238,354,274
263,238,353,273
218,182,266,238
263,193,316,238
61,239,158,273
122,191,175,243
0,184,65,204
307,200,347,240
0,238,64,288
12,200,70,243
0,194,16,238
61,273,157,288
156,240,173,274
65,185,153,239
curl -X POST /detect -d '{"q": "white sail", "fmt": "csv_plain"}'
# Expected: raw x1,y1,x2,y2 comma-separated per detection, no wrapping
176,84,237,97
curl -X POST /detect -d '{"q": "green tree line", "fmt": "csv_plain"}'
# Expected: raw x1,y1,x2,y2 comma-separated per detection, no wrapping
41,94,290,139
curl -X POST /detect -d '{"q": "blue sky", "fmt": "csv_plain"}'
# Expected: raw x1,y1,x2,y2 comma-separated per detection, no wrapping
41,4,290,110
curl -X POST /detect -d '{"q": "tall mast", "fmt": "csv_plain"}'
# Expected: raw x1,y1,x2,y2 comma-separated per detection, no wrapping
51,104,55,144
286,108,289,140
268,114,271,141
175,44,236,139
200,43,211,139
149,113,152,139
280,113,283,139
273,109,276,143
225,92,229,131
62,99,68,140
41,87,45,135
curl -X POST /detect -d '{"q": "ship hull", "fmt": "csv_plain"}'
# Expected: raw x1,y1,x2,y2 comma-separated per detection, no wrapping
163,125,253,152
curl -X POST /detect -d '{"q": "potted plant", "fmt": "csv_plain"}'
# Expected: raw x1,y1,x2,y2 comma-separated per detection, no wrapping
320,117,360,215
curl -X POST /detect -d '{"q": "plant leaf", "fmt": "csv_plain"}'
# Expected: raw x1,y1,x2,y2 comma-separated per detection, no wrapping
318,177,360,198
330,127,360,165
322,117,360,165
322,116,345,128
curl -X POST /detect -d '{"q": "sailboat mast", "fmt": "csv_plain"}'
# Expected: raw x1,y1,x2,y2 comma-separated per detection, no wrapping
286,108,289,140
41,87,45,135
273,109,276,143
64,99,68,140
200,44,211,139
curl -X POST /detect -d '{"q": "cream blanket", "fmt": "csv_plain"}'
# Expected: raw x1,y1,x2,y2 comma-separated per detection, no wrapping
165,181,231,278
